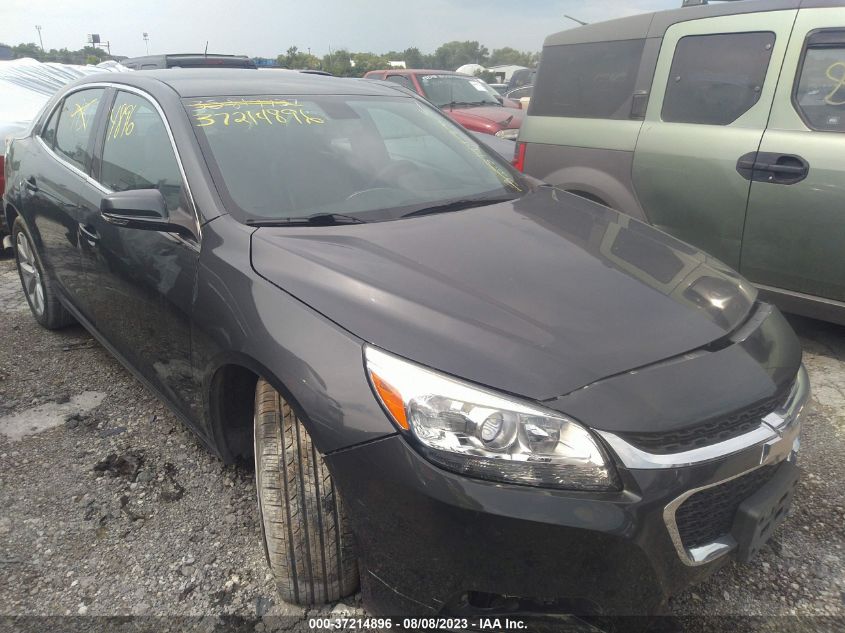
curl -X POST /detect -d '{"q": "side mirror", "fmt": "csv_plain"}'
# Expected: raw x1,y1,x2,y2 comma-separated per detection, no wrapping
100,189,177,233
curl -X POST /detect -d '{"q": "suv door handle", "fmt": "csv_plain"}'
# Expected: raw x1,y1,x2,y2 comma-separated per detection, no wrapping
23,177,38,193
736,152,810,185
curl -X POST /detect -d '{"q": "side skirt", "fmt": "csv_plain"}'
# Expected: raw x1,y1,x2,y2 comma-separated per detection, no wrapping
755,283,845,327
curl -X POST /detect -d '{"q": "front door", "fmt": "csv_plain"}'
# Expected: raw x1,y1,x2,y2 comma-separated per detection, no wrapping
632,11,796,270
81,88,202,419
740,7,845,305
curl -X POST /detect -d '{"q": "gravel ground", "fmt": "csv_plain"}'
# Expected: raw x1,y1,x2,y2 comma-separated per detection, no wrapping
0,252,843,632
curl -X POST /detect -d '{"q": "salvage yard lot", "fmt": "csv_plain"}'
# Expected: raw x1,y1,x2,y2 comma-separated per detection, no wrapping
0,254,843,629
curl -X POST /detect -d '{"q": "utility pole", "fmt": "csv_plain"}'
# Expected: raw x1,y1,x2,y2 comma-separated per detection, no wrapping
143,32,149,55
35,25,44,51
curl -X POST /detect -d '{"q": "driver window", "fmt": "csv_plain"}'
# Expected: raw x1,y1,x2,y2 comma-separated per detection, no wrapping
100,91,186,213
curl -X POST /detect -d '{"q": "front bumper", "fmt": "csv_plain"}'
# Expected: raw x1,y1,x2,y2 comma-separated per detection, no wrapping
327,365,809,617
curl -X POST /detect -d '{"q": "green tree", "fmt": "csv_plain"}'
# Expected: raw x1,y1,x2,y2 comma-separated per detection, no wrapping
321,48,352,76
431,41,489,70
402,47,428,69
349,52,389,76
474,69,499,84
12,42,45,61
11,42,115,65
488,47,537,67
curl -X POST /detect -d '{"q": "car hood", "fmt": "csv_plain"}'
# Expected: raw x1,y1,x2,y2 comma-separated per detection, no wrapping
251,188,756,402
446,104,523,129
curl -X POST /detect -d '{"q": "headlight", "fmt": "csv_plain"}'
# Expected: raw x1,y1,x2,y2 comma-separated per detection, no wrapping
365,346,618,490
494,128,519,140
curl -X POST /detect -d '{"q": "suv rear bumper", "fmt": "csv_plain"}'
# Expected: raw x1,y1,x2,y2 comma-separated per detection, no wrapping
326,366,808,617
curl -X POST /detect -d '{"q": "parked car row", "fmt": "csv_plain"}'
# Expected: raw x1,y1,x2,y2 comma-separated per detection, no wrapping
363,69,524,139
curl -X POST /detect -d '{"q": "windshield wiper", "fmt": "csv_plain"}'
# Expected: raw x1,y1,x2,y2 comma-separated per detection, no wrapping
246,213,367,227
401,195,517,219
445,100,499,108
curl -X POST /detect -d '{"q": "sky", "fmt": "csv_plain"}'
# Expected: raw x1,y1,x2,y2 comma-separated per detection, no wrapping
3,0,682,59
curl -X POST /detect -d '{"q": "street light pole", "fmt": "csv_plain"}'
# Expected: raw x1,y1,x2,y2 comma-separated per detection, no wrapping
35,25,44,51
143,32,149,55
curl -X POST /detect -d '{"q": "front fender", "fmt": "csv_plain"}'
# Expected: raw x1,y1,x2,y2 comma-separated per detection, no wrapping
191,217,398,455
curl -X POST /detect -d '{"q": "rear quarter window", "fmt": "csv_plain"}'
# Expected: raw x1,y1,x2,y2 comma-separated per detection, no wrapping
661,32,775,125
530,39,646,119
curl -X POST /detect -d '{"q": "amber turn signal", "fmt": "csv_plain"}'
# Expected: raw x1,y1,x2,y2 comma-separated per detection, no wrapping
369,371,409,430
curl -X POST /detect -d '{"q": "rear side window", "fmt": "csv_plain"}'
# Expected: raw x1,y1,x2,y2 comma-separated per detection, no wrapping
40,103,61,147
100,91,185,212
662,32,775,125
530,39,646,119
794,30,845,132
54,88,105,172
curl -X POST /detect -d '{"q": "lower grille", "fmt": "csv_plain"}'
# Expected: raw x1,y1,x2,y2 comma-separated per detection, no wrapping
621,379,794,454
675,465,777,549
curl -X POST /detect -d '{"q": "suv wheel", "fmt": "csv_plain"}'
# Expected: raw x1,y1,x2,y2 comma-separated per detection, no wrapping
254,378,359,604
13,217,75,329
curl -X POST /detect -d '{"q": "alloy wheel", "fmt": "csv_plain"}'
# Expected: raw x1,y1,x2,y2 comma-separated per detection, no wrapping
16,231,45,317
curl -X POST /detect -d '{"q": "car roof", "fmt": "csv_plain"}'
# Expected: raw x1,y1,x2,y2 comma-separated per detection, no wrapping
74,68,410,98
368,69,463,76
543,0,838,46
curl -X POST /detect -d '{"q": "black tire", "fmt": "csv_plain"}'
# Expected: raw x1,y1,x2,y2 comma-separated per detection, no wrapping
254,379,359,605
12,216,75,330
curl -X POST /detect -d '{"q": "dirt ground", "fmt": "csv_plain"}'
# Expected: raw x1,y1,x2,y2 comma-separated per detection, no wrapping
1,253,843,632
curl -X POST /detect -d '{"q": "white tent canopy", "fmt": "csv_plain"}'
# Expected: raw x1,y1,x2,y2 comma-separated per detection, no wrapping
0,58,129,143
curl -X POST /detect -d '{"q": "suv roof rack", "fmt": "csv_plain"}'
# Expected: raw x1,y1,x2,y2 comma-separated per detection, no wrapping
682,0,747,5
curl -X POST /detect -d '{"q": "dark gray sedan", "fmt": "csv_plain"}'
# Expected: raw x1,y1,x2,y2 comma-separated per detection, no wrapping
3,69,809,620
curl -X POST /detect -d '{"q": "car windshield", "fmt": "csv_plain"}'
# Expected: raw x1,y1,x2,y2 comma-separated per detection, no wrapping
417,75,502,108
185,94,524,223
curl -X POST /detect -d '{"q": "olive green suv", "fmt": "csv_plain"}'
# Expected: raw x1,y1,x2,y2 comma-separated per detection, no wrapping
518,0,845,324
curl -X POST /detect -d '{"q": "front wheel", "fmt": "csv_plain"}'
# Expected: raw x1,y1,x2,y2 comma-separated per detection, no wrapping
254,378,359,605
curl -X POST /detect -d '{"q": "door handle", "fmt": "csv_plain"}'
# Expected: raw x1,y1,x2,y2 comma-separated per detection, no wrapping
736,152,809,185
23,177,38,193
78,224,100,245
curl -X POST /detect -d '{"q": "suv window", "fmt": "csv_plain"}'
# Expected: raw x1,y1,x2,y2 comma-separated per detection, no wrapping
531,39,645,119
100,91,185,212
54,88,105,172
662,32,775,125
794,30,845,132
387,75,413,89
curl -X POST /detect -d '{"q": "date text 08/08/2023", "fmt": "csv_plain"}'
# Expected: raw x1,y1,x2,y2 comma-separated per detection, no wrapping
307,617,529,630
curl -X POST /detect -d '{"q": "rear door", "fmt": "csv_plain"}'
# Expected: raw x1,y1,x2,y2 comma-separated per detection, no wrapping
740,6,845,304
28,88,107,303
632,11,796,270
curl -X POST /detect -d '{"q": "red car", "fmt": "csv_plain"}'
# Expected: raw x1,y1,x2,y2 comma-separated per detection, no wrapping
364,69,523,139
